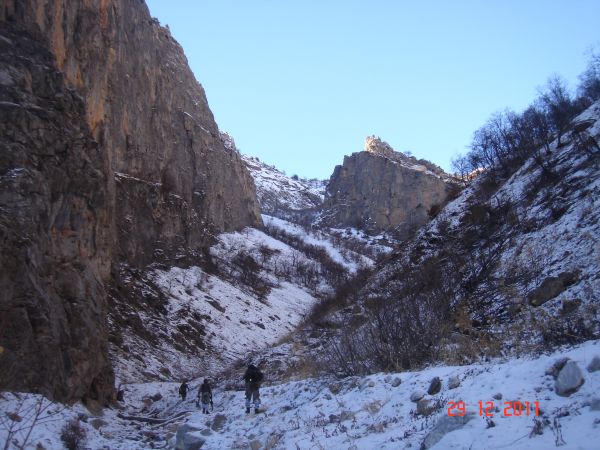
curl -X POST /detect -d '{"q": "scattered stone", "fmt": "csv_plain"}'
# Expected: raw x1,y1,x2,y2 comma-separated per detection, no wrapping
560,299,581,315
340,411,355,422
150,393,162,402
329,382,342,395
410,390,426,402
590,398,600,411
587,356,600,373
417,398,435,416
528,271,579,306
421,413,476,449
211,414,227,431
428,377,442,395
493,393,503,400
174,424,204,450
555,361,585,397
391,377,402,388
90,418,108,430
546,357,570,379
448,376,460,390
249,439,262,450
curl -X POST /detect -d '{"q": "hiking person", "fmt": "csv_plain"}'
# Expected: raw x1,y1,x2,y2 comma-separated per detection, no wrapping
243,363,263,414
179,381,188,401
198,378,213,414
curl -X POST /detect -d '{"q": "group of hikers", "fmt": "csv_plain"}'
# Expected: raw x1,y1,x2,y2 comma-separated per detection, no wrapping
178,363,264,414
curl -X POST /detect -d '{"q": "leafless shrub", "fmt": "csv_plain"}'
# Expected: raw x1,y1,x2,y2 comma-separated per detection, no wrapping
60,419,87,450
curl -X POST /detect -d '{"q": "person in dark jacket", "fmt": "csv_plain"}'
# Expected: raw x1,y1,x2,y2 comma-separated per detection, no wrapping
179,381,188,401
198,379,213,414
243,364,263,414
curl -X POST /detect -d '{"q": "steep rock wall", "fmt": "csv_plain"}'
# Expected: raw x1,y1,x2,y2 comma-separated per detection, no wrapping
1,0,261,269
0,24,113,404
321,138,455,238
0,0,261,403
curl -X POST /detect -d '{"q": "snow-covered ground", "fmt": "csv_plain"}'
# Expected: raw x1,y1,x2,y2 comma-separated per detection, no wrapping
3,340,599,449
242,155,326,213
263,215,374,271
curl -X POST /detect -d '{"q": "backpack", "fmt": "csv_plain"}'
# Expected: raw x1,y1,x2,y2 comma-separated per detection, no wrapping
246,365,263,383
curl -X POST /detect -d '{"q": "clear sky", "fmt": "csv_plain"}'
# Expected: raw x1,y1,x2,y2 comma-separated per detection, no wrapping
146,0,600,179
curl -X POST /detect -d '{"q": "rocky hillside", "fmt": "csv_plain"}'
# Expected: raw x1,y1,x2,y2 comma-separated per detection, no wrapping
319,136,459,239
242,154,325,222
0,0,260,404
320,102,600,375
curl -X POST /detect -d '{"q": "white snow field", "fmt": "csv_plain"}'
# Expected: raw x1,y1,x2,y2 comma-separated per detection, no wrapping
3,340,599,449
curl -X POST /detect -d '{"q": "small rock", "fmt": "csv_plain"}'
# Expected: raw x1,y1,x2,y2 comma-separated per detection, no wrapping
340,411,354,422
211,414,227,431
329,382,342,395
329,414,340,423
587,355,600,373
90,418,108,430
448,376,460,390
546,357,570,379
174,424,203,450
249,439,261,450
410,390,426,402
200,429,212,436
150,393,162,402
555,361,585,397
590,398,600,411
428,377,442,395
417,398,435,416
391,377,402,387
493,393,503,400
368,380,375,388
384,375,392,383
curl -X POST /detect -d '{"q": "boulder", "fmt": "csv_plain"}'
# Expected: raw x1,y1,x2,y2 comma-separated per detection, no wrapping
421,413,476,449
175,424,204,450
528,271,579,307
410,390,426,402
587,355,600,373
447,376,460,390
428,377,442,395
555,361,585,397
546,357,570,379
211,414,227,432
417,398,435,416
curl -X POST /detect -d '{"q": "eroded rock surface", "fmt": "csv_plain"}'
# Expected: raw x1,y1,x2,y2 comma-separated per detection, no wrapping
321,137,456,237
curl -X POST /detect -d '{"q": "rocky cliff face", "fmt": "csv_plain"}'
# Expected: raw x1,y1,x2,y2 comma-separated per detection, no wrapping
0,23,114,404
0,0,261,403
320,137,456,238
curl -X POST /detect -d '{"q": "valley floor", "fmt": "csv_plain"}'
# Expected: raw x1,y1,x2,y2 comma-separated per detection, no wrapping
2,340,599,449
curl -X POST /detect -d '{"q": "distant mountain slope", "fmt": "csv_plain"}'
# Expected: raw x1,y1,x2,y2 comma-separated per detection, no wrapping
317,102,600,374
242,154,325,220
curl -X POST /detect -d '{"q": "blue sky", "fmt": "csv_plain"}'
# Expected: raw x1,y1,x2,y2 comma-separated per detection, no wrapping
146,0,600,179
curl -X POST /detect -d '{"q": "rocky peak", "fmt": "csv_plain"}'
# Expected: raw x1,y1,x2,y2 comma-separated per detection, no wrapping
320,139,457,238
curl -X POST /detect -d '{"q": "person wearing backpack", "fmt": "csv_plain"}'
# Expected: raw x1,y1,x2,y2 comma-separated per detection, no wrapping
179,381,188,401
197,379,213,414
243,363,263,414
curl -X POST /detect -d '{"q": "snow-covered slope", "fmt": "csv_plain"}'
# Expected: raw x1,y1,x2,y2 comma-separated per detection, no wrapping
3,340,599,449
242,155,326,218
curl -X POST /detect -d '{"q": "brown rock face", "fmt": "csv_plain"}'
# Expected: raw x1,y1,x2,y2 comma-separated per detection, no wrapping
1,0,261,403
0,24,113,403
321,137,455,238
